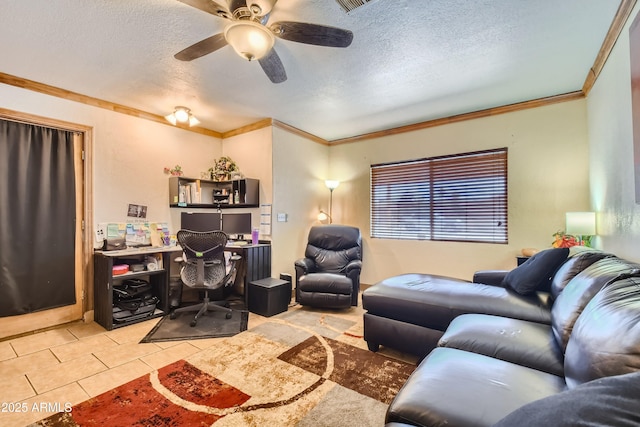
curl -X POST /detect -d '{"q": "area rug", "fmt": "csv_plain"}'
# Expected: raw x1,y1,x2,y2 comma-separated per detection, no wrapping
35,310,416,426
140,308,249,343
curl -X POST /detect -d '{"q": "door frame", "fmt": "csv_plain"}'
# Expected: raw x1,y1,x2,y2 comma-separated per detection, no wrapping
0,108,93,339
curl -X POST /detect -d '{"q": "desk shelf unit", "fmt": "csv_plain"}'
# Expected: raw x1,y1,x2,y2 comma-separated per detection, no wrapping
93,247,181,330
169,176,259,209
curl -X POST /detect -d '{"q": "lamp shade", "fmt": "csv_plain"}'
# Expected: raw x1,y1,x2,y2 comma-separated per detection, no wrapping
566,212,596,235
224,21,275,61
325,180,340,190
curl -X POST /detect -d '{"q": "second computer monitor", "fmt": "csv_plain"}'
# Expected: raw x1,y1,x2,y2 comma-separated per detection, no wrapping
222,213,252,239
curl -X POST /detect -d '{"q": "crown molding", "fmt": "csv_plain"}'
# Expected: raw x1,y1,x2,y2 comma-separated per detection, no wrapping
0,71,591,147
221,118,273,139
328,92,585,145
582,0,637,96
0,72,222,138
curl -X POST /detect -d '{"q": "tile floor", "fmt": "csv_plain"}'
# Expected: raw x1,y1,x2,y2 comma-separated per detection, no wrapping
0,297,410,427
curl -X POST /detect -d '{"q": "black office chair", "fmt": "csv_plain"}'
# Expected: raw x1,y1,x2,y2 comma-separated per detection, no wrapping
170,230,240,327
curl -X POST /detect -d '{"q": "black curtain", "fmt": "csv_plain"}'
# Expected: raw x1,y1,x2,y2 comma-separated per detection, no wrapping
0,119,76,316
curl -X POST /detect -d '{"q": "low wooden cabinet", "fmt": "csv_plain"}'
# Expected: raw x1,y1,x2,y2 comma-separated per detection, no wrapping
93,247,182,330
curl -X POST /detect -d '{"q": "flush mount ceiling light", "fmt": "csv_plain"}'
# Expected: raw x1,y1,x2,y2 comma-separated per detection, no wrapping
165,106,200,127
224,20,275,61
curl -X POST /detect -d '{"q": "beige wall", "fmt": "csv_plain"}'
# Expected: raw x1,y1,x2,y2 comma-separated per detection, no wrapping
329,100,590,283
219,126,273,232
271,126,329,279
586,4,640,261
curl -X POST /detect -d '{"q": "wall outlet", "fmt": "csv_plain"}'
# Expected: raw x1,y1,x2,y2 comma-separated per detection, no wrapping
95,226,105,243
277,212,288,222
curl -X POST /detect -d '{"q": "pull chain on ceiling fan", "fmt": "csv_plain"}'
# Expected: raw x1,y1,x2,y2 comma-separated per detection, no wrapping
174,0,354,83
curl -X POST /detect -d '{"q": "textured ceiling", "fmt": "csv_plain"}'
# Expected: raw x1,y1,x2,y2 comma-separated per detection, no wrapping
0,0,623,141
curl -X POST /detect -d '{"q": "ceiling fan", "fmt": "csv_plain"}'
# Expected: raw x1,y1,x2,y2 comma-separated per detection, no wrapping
174,0,354,83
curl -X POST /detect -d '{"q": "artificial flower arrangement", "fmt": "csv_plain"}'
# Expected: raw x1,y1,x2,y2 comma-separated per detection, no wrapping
163,165,183,176
552,231,592,248
208,156,239,181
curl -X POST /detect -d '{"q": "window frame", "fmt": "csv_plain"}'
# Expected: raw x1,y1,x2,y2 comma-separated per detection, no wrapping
370,148,508,244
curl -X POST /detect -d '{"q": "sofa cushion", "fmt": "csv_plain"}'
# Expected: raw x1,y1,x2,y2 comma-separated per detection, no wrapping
386,348,565,427
438,314,564,376
551,257,640,352
502,248,569,295
549,248,612,299
492,372,640,427
564,274,640,388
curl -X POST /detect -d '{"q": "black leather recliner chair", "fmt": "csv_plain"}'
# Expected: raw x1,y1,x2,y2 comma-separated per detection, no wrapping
294,225,362,309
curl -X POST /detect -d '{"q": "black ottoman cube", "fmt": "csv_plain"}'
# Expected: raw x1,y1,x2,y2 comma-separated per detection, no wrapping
248,278,291,317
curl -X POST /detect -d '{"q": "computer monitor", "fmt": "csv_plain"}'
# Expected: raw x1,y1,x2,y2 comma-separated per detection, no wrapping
180,212,222,232
222,213,252,239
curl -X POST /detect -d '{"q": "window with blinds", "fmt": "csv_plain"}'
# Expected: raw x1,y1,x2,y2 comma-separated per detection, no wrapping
370,148,508,243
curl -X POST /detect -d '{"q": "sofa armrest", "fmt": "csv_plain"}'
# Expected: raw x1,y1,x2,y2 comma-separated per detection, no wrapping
473,270,509,287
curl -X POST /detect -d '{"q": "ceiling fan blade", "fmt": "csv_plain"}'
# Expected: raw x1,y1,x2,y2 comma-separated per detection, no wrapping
177,0,230,19
174,33,228,61
270,21,353,48
258,49,287,83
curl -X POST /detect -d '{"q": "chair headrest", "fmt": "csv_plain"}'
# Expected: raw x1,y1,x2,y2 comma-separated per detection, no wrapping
177,229,228,261
307,225,362,251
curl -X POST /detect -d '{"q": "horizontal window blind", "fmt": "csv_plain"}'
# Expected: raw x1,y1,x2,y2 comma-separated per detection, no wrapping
371,148,508,243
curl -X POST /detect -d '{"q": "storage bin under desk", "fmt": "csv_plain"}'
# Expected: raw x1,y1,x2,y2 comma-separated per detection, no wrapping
248,278,291,317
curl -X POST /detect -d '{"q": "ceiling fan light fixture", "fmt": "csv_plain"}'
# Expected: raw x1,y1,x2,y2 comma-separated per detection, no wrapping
224,20,275,61
165,106,199,127
248,0,276,16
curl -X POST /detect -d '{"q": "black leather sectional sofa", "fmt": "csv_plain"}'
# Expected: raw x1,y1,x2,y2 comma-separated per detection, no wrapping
362,248,640,426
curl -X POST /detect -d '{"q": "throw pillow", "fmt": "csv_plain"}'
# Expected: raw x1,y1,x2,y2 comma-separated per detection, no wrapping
502,247,569,295
492,372,640,427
